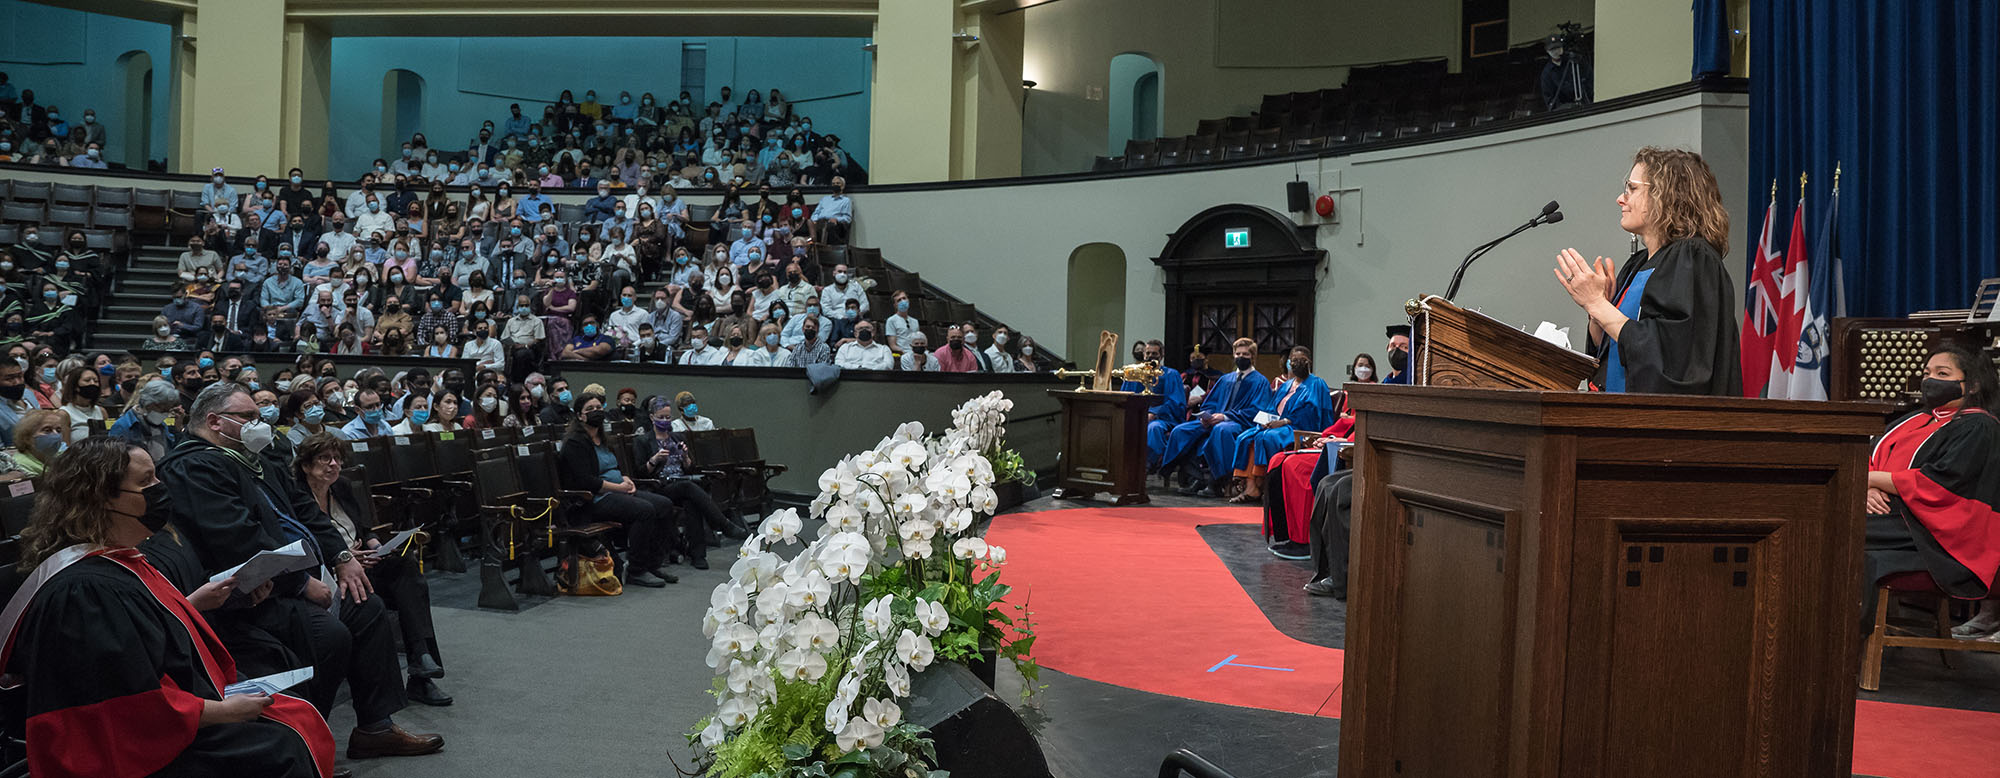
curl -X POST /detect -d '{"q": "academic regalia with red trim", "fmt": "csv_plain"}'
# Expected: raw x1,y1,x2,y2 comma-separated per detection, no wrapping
1864,407,2000,598
2,548,334,778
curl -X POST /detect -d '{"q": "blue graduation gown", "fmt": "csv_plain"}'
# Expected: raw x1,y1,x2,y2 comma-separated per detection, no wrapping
1161,369,1272,476
1231,375,1333,470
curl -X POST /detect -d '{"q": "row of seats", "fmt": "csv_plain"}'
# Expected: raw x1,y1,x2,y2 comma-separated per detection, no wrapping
335,421,781,610
1096,39,1587,171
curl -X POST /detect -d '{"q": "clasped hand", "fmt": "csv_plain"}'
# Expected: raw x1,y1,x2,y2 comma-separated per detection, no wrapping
1553,248,1616,309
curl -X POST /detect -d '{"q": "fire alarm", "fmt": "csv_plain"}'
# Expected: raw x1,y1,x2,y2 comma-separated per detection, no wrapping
1315,194,1337,218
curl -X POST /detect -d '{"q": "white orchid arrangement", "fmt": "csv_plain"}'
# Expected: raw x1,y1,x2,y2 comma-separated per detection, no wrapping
692,392,1038,778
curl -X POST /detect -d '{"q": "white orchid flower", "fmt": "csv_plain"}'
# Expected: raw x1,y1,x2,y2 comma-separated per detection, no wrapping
825,697,851,735
727,660,760,693
936,472,972,503
856,489,887,517
942,508,974,533
819,532,873,583
823,503,864,531
836,716,886,750
862,697,903,729
785,569,832,611
985,544,1008,565
897,519,937,545
791,613,839,651
755,581,792,619
971,485,999,513
884,660,912,697
850,639,880,671
854,449,883,469
892,492,928,517
896,629,935,670
761,508,803,544
710,583,751,622
775,648,829,682
718,695,759,728
894,420,926,441
891,440,929,469
914,598,950,635
711,622,758,664
861,595,895,636
952,537,990,560
700,719,728,747
903,537,935,559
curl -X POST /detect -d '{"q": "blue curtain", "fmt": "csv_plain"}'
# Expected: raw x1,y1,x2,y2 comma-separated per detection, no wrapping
1690,0,1731,78
1749,0,2000,318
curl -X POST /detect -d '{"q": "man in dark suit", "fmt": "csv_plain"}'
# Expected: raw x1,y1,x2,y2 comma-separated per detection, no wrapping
214,280,266,338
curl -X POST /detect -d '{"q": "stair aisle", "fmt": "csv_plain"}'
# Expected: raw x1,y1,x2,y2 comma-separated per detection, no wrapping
91,244,186,353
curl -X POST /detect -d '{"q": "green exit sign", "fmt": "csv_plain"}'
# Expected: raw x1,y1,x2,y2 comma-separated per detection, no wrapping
1224,227,1251,249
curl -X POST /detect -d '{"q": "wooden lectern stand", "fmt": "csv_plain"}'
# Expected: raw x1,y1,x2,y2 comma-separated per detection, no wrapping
1338,297,1888,778
1047,389,1150,505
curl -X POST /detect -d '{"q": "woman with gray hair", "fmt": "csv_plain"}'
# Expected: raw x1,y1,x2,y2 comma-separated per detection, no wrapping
108,374,183,462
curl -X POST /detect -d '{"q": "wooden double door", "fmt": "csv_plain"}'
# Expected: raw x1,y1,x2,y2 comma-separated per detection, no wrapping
1190,295,1302,375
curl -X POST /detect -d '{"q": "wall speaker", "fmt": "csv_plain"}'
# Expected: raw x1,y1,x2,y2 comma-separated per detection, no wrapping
908,662,1053,778
1285,180,1312,212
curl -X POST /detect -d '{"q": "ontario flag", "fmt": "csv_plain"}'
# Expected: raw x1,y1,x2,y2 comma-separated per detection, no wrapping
1740,193,1785,397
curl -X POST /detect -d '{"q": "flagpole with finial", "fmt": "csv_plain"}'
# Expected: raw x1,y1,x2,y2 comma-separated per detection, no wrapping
1770,178,1777,202
1832,162,1841,195
1799,171,1808,199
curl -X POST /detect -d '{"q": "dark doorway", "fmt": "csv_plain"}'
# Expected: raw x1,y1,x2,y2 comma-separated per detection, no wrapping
1152,204,1326,376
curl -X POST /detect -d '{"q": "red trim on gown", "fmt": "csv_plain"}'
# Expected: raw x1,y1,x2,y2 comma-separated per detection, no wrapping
1872,409,2000,594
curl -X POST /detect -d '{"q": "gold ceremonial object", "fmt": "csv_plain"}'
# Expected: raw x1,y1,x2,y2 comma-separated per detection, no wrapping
1111,361,1165,395
1053,368,1098,390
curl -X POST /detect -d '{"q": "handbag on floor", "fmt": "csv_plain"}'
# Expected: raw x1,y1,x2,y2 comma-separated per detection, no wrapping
557,543,623,596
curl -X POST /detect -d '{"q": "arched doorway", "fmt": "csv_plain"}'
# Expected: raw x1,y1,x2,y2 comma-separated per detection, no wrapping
1107,53,1163,156
1066,243,1128,368
380,69,425,161
116,50,153,168
1152,205,1326,375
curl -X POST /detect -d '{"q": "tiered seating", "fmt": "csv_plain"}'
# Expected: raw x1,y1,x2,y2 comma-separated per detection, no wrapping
0,178,209,352
1094,37,1587,171
801,243,1047,367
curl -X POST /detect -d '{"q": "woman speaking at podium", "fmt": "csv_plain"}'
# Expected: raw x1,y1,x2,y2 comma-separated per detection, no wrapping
1553,147,1741,396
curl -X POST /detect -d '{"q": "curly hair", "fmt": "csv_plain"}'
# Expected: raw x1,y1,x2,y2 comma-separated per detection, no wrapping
1633,146,1730,257
18,437,144,570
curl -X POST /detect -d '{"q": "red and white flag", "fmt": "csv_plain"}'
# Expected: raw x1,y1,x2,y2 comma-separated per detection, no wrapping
1740,194,1784,397
1765,197,1818,399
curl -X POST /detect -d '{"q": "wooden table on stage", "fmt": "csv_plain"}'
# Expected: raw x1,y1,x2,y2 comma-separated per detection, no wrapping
1046,389,1150,505
1338,384,1885,778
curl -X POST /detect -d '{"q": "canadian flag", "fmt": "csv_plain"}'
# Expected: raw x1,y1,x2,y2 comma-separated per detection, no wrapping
1766,197,1821,399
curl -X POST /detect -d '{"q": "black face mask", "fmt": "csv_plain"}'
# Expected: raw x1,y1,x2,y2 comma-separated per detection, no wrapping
1388,349,1409,372
727,335,744,348
0,384,22,401
1234,356,1254,371
584,409,608,427
1921,377,1966,409
118,483,173,532
857,330,874,343
75,383,101,400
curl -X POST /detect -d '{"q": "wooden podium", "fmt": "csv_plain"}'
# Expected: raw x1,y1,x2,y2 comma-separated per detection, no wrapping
1338,298,1888,778
1047,389,1150,505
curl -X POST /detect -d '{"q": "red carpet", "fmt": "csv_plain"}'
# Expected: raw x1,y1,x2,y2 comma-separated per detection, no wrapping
992,506,2000,778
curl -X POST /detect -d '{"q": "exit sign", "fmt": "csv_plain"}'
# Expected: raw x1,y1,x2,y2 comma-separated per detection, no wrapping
1223,227,1251,249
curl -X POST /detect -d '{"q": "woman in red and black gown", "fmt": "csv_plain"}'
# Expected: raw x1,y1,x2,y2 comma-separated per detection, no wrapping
1863,346,2000,609
0,437,335,778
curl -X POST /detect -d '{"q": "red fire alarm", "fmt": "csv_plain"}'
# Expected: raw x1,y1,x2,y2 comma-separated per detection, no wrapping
1314,193,1337,218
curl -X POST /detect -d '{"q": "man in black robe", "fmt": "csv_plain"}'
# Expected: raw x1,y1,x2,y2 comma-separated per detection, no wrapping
157,381,444,760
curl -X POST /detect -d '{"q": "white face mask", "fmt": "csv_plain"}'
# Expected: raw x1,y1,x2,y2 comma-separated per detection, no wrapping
233,418,275,454
995,333,1009,346
479,396,499,412
1354,365,1374,380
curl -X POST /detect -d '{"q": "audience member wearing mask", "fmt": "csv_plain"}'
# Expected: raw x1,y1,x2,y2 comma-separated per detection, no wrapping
898,332,941,372
835,321,892,370
556,390,687,586
152,382,445,760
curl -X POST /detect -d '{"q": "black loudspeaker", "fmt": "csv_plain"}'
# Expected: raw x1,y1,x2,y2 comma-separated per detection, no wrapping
907,662,1052,778
1285,180,1312,212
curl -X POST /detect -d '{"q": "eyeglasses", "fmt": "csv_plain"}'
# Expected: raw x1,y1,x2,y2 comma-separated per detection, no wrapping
212,410,257,422
1622,179,1650,196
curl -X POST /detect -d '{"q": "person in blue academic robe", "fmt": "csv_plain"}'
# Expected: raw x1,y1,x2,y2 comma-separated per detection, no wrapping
1161,340,1272,497
1229,348,1334,502
1121,341,1186,471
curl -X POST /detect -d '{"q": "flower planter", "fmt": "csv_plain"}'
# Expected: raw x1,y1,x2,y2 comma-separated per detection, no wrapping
962,642,1000,689
992,480,1038,512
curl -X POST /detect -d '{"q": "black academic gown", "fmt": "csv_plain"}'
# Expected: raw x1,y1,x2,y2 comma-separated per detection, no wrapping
1590,237,1742,396
4,553,330,778
1865,408,2000,598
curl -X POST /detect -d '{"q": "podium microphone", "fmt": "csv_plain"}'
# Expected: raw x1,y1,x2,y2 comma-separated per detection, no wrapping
1443,201,1564,300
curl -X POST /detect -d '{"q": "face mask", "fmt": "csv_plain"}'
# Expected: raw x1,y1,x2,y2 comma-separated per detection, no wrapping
834,272,848,285
411,409,432,425
857,330,874,343
1388,349,1409,372
557,389,574,405
430,300,443,311
362,408,384,424
529,384,546,400
1234,356,1254,371
583,324,599,337
291,175,304,185
276,379,293,393
516,306,533,317
480,396,498,412
1354,364,1375,380
1921,377,1966,409
896,300,909,313
258,405,280,423
684,404,699,417
621,296,635,308
75,383,102,400
303,405,326,424
32,433,63,457
39,367,55,383
232,419,275,454
764,334,778,347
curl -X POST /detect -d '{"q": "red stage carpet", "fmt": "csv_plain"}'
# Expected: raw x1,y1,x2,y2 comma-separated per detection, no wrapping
991,506,2000,778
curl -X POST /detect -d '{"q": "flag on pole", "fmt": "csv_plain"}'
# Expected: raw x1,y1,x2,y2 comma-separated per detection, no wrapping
1767,193,1816,399
1740,189,1784,397
1795,171,1845,397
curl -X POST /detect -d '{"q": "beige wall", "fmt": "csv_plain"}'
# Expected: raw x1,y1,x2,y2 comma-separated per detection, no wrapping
1593,0,1695,99
856,91,1749,373
1510,0,1594,45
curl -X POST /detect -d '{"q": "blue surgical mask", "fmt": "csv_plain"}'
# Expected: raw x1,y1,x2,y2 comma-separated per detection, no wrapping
684,404,698,417
198,357,214,368
516,306,532,317
53,261,69,271
583,324,598,337
259,405,280,423
363,408,384,424
765,334,778,346
303,404,326,424
98,364,116,377
807,305,819,317
39,367,55,382
897,300,910,313
620,296,634,308
792,208,802,218
291,175,303,184
557,389,574,405
411,409,432,425
430,300,443,311
510,227,522,237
